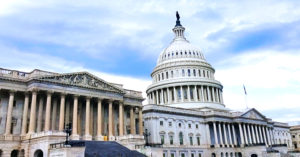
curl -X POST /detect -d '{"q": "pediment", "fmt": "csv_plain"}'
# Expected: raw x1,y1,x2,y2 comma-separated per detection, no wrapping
240,108,266,120
34,72,125,93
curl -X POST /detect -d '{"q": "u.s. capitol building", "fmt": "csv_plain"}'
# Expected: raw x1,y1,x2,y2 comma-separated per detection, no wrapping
143,14,293,157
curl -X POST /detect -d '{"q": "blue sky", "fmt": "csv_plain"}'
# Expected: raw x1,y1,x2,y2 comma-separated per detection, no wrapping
0,0,300,123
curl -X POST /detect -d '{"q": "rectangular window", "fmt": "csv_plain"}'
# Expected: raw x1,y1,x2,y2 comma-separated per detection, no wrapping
197,137,200,145
193,69,196,76
171,71,174,78
198,153,202,157
171,153,175,157
161,135,165,144
183,88,187,99
188,124,191,128
166,72,168,79
160,121,163,126
162,73,164,80
170,135,173,145
191,154,194,157
188,69,191,76
196,124,198,129
190,136,193,145
182,69,185,77
169,122,172,127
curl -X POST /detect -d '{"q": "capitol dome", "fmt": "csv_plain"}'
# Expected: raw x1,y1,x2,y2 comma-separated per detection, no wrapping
146,14,226,111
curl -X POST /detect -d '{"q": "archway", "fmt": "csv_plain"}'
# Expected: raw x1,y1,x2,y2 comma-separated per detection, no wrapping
11,150,18,157
251,154,257,157
34,150,43,157
211,153,216,157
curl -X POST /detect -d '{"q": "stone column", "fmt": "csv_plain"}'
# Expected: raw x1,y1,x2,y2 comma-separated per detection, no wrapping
119,102,124,136
167,88,171,104
5,90,15,135
201,86,204,102
139,107,143,136
37,96,44,132
21,93,29,135
160,89,164,104
216,89,220,103
187,85,191,101
156,90,159,104
266,127,271,145
220,90,224,104
65,101,70,124
96,98,103,140
59,93,66,131
262,126,268,146
206,123,211,145
232,124,237,146
213,122,219,146
251,125,256,144
180,86,183,102
228,124,233,146
173,87,177,103
207,87,211,102
51,98,57,130
223,123,228,146
238,123,245,145
254,125,259,143
194,85,198,101
247,124,252,144
243,124,248,144
71,95,79,139
218,123,224,146
28,90,37,134
84,97,92,140
130,106,135,135
259,125,263,143
44,92,52,132
211,87,215,102
108,100,114,139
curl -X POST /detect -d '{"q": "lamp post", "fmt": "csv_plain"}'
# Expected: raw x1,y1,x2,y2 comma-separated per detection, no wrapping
64,123,72,145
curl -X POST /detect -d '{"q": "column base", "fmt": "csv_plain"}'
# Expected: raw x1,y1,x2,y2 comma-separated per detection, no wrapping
109,136,116,141
70,134,80,140
83,134,92,140
4,134,13,140
95,135,105,141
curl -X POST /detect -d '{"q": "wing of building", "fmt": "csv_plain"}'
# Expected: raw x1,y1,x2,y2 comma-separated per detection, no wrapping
0,68,145,156
143,14,293,157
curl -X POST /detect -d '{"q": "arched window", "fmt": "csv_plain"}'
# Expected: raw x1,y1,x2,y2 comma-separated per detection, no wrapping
212,153,216,157
34,150,43,157
182,69,185,77
188,69,191,77
193,69,196,76
179,132,184,145
221,153,224,157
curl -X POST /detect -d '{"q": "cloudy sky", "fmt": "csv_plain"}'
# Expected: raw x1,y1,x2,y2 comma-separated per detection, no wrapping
0,0,300,123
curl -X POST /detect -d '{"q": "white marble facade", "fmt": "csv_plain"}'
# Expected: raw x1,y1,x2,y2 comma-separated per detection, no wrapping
0,69,144,157
143,16,292,157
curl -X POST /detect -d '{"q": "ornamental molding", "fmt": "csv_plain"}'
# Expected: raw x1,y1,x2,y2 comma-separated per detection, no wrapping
33,72,125,94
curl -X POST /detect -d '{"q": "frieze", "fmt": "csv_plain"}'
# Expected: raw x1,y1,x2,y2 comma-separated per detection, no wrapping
35,72,124,94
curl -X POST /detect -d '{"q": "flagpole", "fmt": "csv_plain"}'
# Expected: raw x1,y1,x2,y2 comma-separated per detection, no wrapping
243,84,248,109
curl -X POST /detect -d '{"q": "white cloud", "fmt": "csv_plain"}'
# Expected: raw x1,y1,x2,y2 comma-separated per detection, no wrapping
216,50,300,122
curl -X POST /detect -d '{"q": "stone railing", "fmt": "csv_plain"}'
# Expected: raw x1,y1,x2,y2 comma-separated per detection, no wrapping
31,131,66,139
125,89,143,98
0,135,21,141
0,68,29,79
